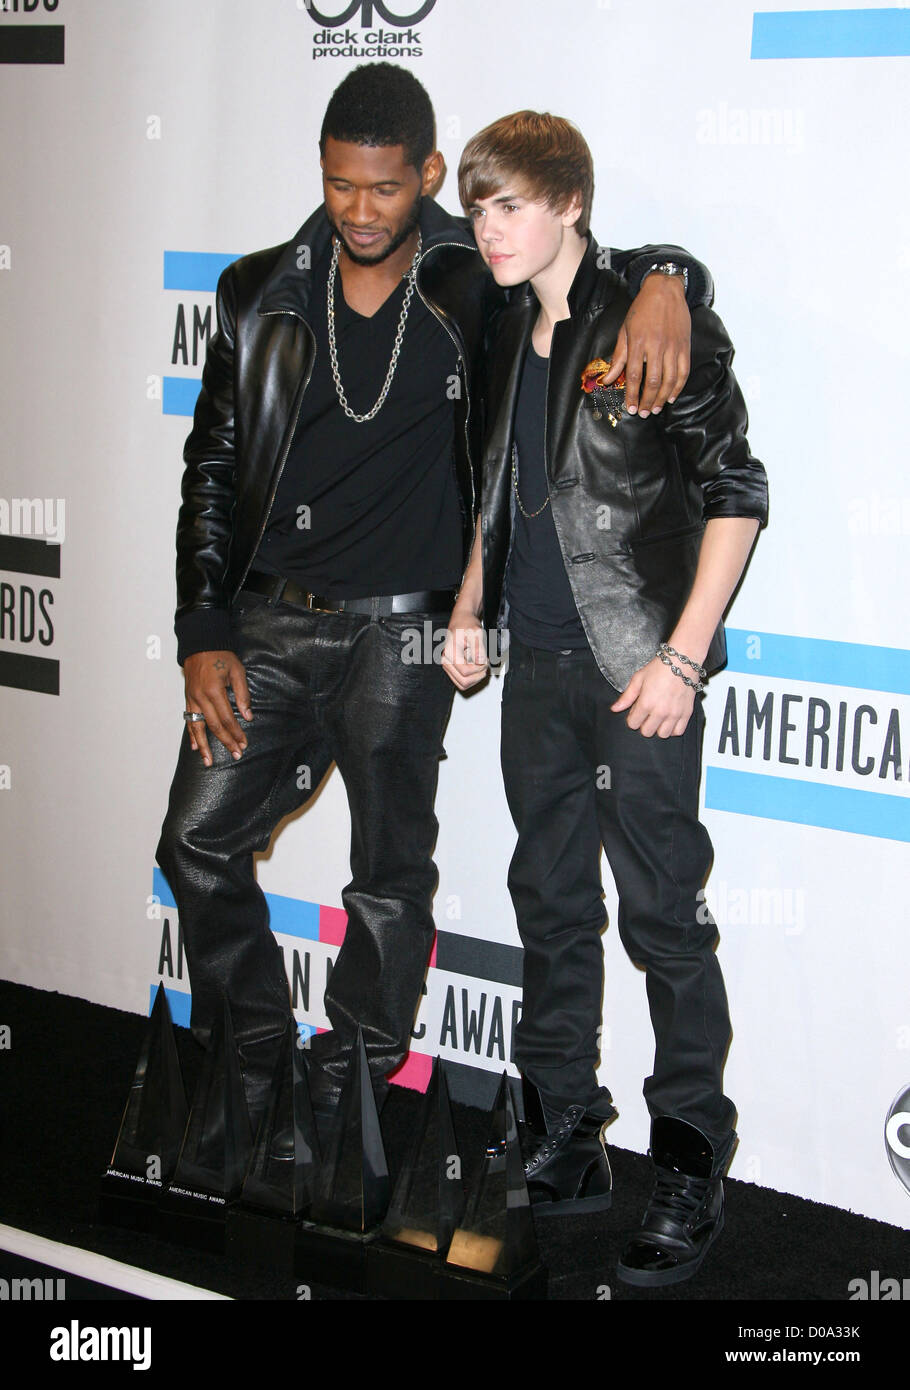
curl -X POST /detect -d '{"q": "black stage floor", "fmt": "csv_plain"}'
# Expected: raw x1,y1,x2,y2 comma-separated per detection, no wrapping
0,979,906,1362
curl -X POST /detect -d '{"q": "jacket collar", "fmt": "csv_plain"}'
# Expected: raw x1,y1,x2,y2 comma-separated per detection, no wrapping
258,196,477,318
568,234,614,318
502,233,618,323
485,234,623,463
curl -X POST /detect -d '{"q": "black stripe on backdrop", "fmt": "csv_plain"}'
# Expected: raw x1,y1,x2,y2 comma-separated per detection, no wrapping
0,24,65,65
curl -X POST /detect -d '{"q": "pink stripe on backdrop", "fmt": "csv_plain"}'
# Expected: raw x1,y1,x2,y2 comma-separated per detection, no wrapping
320,906,437,970
387,1050,433,1093
319,904,348,945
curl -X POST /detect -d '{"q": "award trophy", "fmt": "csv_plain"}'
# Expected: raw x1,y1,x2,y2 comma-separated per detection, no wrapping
99,982,188,1231
365,1058,465,1299
294,1027,390,1294
226,1018,321,1274
157,996,252,1253
438,1072,547,1299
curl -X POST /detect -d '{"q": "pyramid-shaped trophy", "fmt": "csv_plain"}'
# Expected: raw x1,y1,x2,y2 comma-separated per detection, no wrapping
158,995,252,1253
295,1026,390,1294
226,1019,322,1274
439,1072,547,1299
366,1058,465,1298
99,982,188,1231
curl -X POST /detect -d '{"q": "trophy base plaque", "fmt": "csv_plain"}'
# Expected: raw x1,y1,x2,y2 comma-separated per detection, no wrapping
294,1219,380,1295
98,1169,163,1233
365,1236,443,1300
226,1205,302,1275
157,1184,232,1254
435,1260,548,1301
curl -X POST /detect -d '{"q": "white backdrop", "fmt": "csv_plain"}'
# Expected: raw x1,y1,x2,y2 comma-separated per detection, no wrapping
1,0,909,1229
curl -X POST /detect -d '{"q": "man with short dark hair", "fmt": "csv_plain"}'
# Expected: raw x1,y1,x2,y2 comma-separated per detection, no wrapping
157,67,712,1126
446,110,768,1286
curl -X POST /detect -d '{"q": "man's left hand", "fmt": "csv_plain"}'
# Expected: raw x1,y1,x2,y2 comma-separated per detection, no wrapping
611,655,696,738
441,606,490,692
603,274,690,418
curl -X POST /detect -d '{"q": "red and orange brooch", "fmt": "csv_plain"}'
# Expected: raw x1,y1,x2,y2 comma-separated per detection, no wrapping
581,358,625,427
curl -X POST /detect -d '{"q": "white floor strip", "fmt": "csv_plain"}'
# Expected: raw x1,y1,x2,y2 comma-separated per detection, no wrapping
0,1224,232,1300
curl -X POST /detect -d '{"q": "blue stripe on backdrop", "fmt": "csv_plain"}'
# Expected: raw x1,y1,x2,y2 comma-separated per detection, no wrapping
752,9,910,59
162,377,201,416
725,629,910,695
264,894,320,940
163,251,241,292
705,766,910,841
152,867,176,909
151,869,321,940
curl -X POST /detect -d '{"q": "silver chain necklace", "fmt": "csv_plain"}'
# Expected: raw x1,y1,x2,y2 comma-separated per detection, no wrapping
327,232,422,424
511,444,550,518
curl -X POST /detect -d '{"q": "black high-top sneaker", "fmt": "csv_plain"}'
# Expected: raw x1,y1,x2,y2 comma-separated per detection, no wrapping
616,1117,735,1286
521,1080,616,1218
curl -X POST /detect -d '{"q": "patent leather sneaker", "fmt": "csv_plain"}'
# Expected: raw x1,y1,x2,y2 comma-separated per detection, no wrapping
616,1116,735,1287
523,1103,615,1218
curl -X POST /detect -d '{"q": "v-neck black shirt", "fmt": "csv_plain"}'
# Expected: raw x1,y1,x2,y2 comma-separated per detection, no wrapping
256,246,462,595
507,342,588,650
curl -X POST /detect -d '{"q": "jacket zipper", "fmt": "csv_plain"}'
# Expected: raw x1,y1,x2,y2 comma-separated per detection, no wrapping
234,310,316,597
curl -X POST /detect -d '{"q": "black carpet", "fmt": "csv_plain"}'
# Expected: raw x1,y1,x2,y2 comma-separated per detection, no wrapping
0,979,905,1362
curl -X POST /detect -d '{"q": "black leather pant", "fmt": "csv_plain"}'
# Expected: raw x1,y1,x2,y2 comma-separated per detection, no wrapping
500,639,736,1147
156,589,454,1108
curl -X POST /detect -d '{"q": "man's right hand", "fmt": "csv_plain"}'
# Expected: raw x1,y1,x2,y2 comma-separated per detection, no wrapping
182,650,252,765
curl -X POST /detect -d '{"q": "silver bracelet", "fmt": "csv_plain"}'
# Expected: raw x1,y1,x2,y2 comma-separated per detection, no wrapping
660,642,706,677
658,643,706,693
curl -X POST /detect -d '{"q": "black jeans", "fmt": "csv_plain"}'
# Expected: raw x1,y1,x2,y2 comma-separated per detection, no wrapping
500,638,735,1146
156,590,454,1108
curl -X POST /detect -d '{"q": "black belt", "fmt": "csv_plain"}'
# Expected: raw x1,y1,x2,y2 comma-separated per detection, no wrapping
241,571,457,617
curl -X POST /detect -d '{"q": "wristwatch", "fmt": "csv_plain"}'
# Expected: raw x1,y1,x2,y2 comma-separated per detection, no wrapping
647,261,689,293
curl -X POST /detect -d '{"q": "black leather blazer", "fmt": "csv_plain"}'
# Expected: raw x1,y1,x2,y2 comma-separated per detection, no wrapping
480,236,769,691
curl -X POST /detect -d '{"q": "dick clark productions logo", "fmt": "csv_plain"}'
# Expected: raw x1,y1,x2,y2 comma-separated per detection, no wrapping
303,0,437,23
885,1085,910,1196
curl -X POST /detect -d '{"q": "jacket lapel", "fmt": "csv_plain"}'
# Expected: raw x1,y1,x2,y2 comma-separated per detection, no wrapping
546,239,624,482
482,295,536,514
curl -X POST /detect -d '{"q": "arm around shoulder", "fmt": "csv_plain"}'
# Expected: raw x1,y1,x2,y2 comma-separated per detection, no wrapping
660,305,768,528
611,242,714,309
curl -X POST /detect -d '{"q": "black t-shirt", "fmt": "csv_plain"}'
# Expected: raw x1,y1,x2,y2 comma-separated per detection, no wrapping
255,246,463,594
507,342,588,650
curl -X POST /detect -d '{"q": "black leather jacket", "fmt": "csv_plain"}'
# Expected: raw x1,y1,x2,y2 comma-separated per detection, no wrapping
174,196,500,661
174,197,716,663
480,235,768,690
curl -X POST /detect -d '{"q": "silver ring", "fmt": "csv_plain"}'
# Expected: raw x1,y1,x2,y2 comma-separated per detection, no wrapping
183,711,206,723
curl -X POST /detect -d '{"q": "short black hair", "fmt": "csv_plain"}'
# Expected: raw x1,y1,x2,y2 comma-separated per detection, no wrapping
320,63,436,172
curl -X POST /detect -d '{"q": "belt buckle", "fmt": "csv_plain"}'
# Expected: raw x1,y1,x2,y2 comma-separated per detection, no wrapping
305,592,336,615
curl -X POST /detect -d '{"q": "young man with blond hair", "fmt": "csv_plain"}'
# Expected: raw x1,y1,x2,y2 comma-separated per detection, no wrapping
445,111,768,1286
